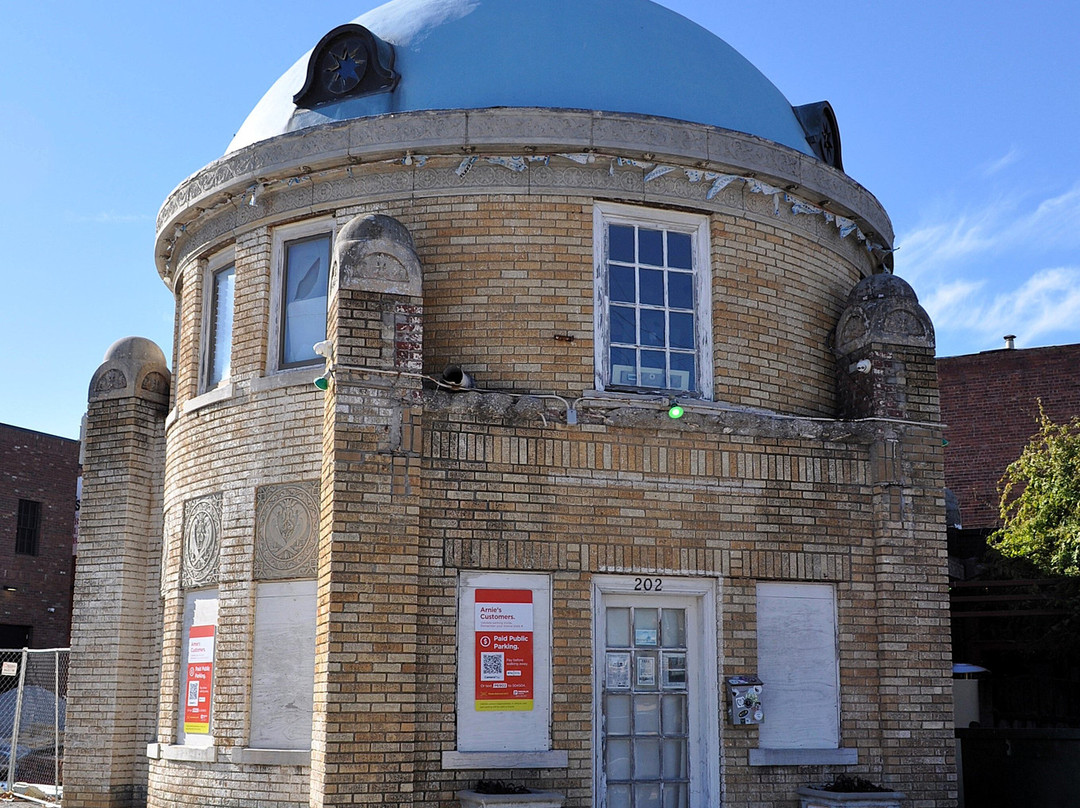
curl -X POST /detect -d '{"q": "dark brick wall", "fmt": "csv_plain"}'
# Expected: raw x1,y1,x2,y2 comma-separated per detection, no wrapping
938,344,1080,530
0,423,80,648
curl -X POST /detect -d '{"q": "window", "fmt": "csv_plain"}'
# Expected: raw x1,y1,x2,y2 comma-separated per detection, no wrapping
271,224,332,370
202,257,235,390
594,204,712,398
16,499,41,555
756,583,839,749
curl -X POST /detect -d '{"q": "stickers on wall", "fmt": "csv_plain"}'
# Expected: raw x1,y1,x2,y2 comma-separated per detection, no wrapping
474,589,534,712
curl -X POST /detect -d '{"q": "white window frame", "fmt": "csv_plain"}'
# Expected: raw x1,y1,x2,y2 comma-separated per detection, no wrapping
199,247,236,393
268,218,335,374
592,575,721,808
593,203,713,399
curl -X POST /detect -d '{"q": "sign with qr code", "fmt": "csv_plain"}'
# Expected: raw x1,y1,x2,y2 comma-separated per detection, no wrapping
1,661,17,677
183,624,215,734
474,589,534,712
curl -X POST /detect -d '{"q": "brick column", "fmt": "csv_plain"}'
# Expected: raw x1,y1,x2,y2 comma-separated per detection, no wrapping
66,337,169,808
836,274,956,803
310,215,425,806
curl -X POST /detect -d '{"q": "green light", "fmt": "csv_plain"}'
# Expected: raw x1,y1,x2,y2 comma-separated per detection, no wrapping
313,375,330,391
668,401,684,419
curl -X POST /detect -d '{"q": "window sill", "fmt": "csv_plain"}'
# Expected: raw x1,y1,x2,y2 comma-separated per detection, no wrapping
442,750,569,770
147,743,217,763
231,748,310,766
184,382,235,414
749,747,858,766
250,366,323,394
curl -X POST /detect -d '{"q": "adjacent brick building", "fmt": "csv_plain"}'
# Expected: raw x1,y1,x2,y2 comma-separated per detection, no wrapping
65,1,956,806
0,423,80,650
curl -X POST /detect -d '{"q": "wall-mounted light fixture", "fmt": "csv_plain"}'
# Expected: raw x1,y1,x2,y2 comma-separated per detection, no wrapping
667,398,685,419
313,369,332,391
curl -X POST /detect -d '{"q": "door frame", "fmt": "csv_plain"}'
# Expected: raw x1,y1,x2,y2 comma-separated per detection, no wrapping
591,575,721,807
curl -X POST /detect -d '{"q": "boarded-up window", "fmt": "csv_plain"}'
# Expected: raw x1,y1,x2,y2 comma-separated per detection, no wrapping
250,580,316,749
756,583,839,749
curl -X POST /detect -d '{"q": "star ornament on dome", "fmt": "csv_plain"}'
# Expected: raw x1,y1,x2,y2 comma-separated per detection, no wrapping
324,41,368,95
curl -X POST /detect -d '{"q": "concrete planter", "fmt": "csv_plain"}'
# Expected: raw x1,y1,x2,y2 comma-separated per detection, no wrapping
796,786,905,808
457,789,565,808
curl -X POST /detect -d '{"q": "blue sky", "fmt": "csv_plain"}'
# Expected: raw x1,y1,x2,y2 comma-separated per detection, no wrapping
2,1,1079,439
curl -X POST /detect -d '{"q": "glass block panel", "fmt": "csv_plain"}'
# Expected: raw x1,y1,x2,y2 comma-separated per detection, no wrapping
608,784,632,807
669,353,695,393
669,312,694,350
662,739,688,779
640,310,666,348
640,268,664,306
606,693,632,734
661,695,687,735
639,228,664,266
610,264,636,303
660,610,686,648
607,608,631,646
667,233,692,269
607,739,632,780
668,271,693,309
634,694,661,734
610,225,636,262
634,609,659,646
634,739,661,780
611,305,637,345
636,784,662,808
663,783,689,808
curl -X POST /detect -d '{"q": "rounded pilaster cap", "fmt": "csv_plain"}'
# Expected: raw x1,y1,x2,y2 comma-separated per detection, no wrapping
835,273,934,356
88,336,171,404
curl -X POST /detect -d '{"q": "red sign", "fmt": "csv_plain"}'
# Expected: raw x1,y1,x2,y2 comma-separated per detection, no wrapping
474,589,534,712
184,624,215,734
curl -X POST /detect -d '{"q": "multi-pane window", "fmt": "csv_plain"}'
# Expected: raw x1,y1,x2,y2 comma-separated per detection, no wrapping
279,233,331,367
595,204,711,398
16,499,41,556
205,264,235,388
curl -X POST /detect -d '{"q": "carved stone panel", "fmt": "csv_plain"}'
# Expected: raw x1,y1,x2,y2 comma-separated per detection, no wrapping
182,493,222,588
334,213,422,297
255,481,320,581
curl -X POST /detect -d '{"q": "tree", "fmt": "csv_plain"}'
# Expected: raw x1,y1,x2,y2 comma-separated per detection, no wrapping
989,406,1080,576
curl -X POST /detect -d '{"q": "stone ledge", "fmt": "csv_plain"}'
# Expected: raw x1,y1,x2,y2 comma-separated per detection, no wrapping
441,750,569,770
147,743,217,762
750,747,858,766
231,748,311,766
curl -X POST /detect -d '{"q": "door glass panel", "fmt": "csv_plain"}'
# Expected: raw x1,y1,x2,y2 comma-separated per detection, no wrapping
606,694,632,735
603,604,690,807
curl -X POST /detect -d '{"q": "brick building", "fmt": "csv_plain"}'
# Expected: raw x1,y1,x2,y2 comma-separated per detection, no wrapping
0,423,80,650
66,1,955,806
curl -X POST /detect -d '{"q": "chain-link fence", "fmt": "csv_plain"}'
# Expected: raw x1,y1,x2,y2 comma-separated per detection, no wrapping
1,647,68,804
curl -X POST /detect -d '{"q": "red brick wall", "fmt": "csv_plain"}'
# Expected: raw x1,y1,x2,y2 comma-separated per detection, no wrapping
938,344,1080,530
0,423,80,648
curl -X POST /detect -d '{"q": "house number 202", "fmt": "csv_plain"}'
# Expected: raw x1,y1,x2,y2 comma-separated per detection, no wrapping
634,577,663,591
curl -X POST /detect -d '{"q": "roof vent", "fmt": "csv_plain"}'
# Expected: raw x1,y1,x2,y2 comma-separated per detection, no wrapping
1004,334,1016,349
293,24,399,109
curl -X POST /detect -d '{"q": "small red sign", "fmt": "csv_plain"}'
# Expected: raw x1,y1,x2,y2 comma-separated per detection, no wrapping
474,589,534,712
184,624,215,734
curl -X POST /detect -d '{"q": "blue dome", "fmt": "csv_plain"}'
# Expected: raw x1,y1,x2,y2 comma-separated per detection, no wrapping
227,0,815,156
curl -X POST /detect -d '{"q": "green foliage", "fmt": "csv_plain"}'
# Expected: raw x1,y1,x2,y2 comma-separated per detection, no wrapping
989,406,1080,576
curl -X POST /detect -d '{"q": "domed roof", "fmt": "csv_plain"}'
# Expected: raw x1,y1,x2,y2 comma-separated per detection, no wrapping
227,0,816,155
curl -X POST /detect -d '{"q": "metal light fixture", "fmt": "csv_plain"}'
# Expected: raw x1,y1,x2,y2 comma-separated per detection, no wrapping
313,369,332,391
667,398,684,419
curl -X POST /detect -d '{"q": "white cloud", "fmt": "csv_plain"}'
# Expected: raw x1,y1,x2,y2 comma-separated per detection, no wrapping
980,146,1021,178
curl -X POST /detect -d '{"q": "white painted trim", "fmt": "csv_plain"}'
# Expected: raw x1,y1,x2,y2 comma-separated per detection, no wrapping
198,246,236,394
267,218,335,375
592,202,713,400
591,575,721,808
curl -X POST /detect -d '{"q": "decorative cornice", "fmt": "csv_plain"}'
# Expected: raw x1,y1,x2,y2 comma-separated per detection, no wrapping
156,109,892,284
